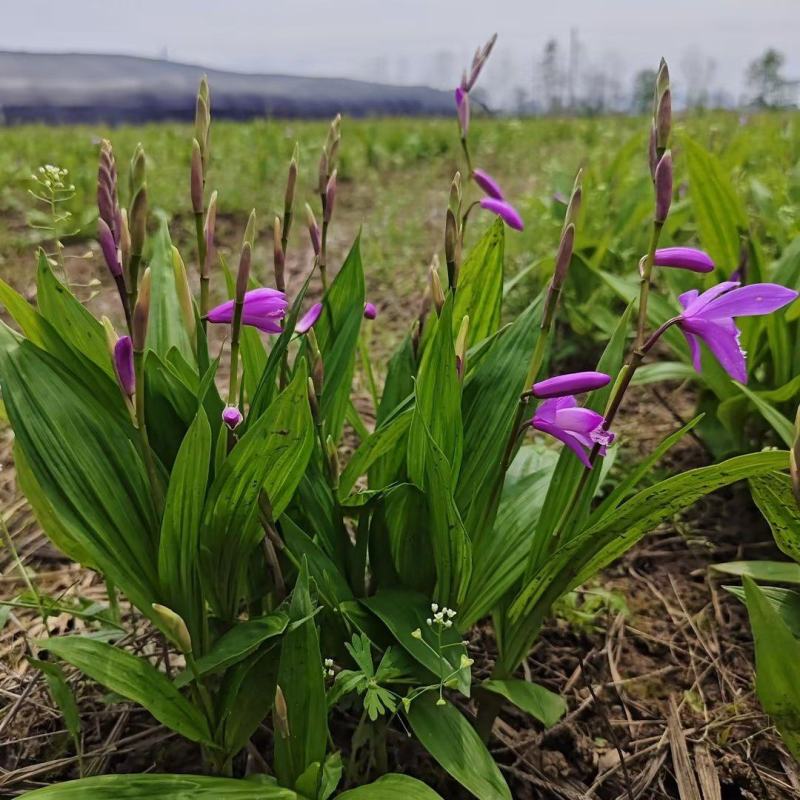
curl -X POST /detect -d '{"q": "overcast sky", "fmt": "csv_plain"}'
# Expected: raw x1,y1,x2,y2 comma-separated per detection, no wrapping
3,1,799,105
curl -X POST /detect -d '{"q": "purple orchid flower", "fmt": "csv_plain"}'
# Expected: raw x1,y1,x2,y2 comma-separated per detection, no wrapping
113,335,135,396
654,247,714,274
296,302,323,334
222,406,243,430
207,288,288,334
363,302,377,320
533,371,610,399
678,281,798,383
455,87,470,137
480,197,524,231
472,169,504,200
531,396,615,469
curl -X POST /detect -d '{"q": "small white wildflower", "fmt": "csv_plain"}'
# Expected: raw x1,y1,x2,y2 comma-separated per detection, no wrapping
444,620,453,628
446,608,456,619
430,603,439,613
425,618,432,627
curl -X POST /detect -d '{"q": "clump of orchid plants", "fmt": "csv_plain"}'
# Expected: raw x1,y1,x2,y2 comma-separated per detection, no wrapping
2,41,796,800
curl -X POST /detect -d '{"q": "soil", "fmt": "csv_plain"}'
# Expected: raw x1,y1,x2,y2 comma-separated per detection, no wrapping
0,224,797,799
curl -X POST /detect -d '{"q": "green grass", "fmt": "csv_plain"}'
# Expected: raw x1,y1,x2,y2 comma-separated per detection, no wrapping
1,112,799,348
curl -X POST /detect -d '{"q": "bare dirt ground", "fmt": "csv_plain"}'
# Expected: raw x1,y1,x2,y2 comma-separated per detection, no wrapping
0,223,797,799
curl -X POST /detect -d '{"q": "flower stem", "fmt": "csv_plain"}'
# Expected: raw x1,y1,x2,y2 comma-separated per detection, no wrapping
635,221,663,349
460,136,474,176
195,212,209,328
133,349,163,511
227,297,245,406
319,220,329,291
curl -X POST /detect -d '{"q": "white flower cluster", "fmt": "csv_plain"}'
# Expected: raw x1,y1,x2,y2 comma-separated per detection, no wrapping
32,164,74,192
426,602,456,629
323,657,335,678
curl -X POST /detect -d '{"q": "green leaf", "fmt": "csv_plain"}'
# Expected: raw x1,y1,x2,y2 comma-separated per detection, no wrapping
175,612,288,687
407,294,462,481
481,678,566,728
751,472,800,565
338,408,412,498
158,408,211,648
146,218,195,364
42,637,213,745
457,296,543,540
200,365,313,618
743,576,800,760
16,774,299,799
0,330,160,616
409,413,472,607
336,774,445,799
453,219,504,348
30,658,81,746
725,584,800,637
734,383,794,446
361,589,470,697
682,134,748,272
712,560,800,585
314,236,366,442
376,333,415,428
36,251,113,379
274,560,327,790
504,450,789,671
631,361,698,386
406,695,511,800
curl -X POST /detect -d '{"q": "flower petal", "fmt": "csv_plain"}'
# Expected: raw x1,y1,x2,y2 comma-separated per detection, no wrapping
680,328,703,372
479,198,524,231
472,169,504,200
533,371,610,399
693,282,799,320
552,406,605,436
678,289,699,311
654,247,714,273
295,302,323,334
532,419,592,469
683,317,747,383
680,281,740,317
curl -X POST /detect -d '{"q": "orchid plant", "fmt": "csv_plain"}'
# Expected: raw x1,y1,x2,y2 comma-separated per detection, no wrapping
3,39,797,800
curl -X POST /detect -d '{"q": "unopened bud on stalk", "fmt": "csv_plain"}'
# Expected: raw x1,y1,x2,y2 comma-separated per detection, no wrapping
151,603,192,654
195,77,210,165
792,405,800,508
564,171,582,231
307,328,324,396
274,685,290,738
655,58,670,104
98,218,122,278
285,143,299,212
130,144,146,195
113,335,135,397
203,191,217,277
129,186,148,257
273,216,285,292
648,124,658,181
445,208,459,288
552,224,575,291
325,434,339,488
429,255,445,313
654,151,673,224
190,139,204,214
132,268,151,351
449,171,462,215
455,315,469,379
237,239,253,303
306,203,321,255
101,316,118,355
171,248,196,343
222,406,243,430
655,88,672,151
307,377,320,422
318,147,329,196
324,169,337,223
119,209,131,271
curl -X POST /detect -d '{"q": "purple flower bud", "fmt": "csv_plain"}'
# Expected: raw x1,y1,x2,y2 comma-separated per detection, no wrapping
190,139,203,215
472,169,504,200
222,405,243,430
296,302,323,334
532,371,611,399
654,247,714,274
455,87,470,138
363,302,377,320
480,197,524,231
654,151,672,224
655,89,672,150
324,169,337,223
306,204,321,255
647,124,657,181
552,224,575,290
114,335,135,396
98,218,122,278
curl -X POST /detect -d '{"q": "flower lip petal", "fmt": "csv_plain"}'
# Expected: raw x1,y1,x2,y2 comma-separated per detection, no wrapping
692,282,799,320
654,247,715,273
295,302,322,334
681,317,748,383
532,419,593,469
479,198,524,231
532,371,610,399
472,169,504,200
